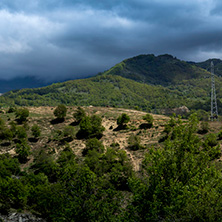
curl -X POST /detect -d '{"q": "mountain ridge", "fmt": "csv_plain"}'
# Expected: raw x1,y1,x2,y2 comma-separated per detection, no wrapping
102,54,211,86
1,53,222,114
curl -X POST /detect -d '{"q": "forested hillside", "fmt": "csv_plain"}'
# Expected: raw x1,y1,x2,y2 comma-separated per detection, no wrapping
0,75,187,112
102,54,209,85
0,106,222,221
1,54,222,116
1,74,222,115
194,58,222,77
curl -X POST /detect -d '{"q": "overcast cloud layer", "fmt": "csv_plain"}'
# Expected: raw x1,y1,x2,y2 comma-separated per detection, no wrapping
0,0,222,81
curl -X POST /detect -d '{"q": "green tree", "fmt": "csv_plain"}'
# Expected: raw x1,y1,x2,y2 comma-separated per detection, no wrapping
142,113,154,128
73,106,86,124
15,108,29,123
53,104,67,120
2,128,13,142
83,138,104,156
77,115,105,139
198,121,209,134
117,113,130,129
129,114,222,221
31,124,41,139
15,140,30,163
203,133,220,160
31,150,58,183
63,126,75,142
16,126,27,141
9,121,17,137
128,134,141,150
7,106,16,113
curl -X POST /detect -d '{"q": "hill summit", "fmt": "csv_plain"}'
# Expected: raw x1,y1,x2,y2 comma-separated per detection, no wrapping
102,54,208,86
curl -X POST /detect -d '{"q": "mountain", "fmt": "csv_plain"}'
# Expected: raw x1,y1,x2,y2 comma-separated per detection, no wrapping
1,54,222,115
102,54,209,85
192,58,222,77
1,73,222,115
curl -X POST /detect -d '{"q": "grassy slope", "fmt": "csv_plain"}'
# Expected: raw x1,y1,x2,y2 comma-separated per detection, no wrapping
1,106,222,171
0,106,168,170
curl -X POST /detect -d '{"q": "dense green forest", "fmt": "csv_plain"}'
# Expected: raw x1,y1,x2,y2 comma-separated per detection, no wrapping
0,106,222,221
0,74,222,115
102,54,208,85
0,75,189,111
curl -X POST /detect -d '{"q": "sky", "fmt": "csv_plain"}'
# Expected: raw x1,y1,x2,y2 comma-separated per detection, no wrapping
1,0,222,82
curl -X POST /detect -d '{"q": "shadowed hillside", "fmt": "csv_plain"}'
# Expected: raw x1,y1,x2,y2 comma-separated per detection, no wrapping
102,54,209,85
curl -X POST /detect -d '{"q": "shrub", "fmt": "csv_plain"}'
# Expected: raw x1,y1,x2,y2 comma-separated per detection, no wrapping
7,106,16,113
16,140,30,163
16,126,27,141
128,134,142,150
117,113,130,129
31,150,58,182
203,133,218,148
73,107,86,124
31,124,41,139
198,121,209,134
142,113,154,128
3,129,13,141
53,104,67,120
77,115,105,139
15,108,29,123
63,126,75,141
83,138,105,156
203,133,220,160
9,121,17,137
218,130,222,140
51,130,63,141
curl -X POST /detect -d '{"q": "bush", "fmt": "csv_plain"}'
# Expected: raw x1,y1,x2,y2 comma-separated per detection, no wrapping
7,106,16,113
77,115,105,139
83,138,105,156
117,113,130,129
203,133,220,160
198,121,209,134
128,134,142,150
218,130,222,140
31,150,58,182
16,126,27,141
9,121,17,137
63,126,75,141
203,133,218,148
51,130,63,141
2,129,13,141
73,107,86,124
31,124,41,139
142,113,154,128
53,104,67,120
15,108,29,123
15,140,30,163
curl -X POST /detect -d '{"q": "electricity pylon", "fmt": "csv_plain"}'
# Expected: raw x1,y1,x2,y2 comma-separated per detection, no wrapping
210,61,218,120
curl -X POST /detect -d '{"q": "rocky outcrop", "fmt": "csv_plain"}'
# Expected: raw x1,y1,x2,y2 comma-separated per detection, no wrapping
0,212,45,222
163,106,190,116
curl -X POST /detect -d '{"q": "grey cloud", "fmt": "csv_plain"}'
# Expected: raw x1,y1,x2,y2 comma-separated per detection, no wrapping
0,0,221,82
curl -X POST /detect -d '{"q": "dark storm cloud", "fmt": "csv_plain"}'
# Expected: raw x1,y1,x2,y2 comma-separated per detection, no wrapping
0,0,221,81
